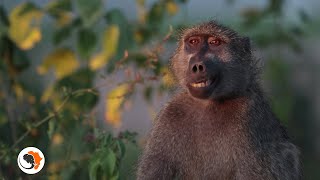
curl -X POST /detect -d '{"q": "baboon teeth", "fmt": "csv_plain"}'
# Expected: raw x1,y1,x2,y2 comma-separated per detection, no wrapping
191,80,212,88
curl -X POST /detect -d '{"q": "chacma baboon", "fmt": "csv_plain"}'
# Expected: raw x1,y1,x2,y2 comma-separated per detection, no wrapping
137,21,301,180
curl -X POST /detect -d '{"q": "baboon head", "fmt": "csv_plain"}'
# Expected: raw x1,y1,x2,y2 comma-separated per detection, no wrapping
170,21,256,101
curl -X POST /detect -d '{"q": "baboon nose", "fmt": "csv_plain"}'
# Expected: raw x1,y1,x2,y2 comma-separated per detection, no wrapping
191,62,206,73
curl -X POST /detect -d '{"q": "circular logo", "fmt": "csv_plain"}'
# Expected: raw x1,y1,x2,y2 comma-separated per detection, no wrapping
17,147,45,174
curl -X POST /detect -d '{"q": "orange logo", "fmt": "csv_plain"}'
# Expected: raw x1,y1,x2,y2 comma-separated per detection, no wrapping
17,147,45,174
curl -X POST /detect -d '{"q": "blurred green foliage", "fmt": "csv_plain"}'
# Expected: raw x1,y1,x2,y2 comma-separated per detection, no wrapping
0,0,318,179
0,0,183,179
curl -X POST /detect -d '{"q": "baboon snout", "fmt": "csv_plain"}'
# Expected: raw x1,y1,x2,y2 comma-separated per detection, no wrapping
191,62,206,74
189,56,208,76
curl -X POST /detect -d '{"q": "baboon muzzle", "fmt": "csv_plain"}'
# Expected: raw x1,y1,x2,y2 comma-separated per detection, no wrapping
188,56,219,79
186,56,220,99
189,56,207,77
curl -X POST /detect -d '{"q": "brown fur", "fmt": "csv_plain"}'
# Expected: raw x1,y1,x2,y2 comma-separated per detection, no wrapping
137,21,301,180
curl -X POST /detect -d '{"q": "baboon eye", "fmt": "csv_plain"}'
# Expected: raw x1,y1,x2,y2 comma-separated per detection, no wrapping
188,37,200,45
209,38,221,46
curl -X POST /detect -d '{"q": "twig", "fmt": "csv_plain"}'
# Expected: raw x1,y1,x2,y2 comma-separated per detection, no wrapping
0,95,71,161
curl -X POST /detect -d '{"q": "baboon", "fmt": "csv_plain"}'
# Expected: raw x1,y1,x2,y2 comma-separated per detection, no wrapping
137,21,301,180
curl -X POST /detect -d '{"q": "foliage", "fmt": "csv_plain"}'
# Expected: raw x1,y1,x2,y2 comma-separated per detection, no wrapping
0,0,184,179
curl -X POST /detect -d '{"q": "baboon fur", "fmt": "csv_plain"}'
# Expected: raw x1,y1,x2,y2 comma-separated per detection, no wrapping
137,20,301,180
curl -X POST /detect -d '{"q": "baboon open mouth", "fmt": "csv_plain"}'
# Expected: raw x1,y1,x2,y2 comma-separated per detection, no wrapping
187,76,217,99
189,77,216,88
190,79,212,88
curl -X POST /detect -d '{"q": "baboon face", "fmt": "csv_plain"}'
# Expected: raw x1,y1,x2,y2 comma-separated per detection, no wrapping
171,21,253,100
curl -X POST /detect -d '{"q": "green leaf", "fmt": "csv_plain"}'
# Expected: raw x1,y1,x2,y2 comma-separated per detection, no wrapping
0,21,7,38
75,0,103,27
0,6,9,37
109,171,119,180
57,68,94,89
53,24,73,45
46,0,72,17
0,6,9,26
102,134,113,147
53,18,81,45
116,140,126,158
105,9,127,25
101,148,117,177
17,2,41,16
89,148,117,179
89,152,101,180
12,48,30,73
77,28,97,59
46,0,73,26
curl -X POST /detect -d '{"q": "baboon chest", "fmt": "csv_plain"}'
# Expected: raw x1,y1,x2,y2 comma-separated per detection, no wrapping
174,110,245,179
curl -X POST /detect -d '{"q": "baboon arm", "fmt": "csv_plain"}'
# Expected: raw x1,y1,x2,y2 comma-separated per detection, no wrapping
137,119,176,180
269,142,302,180
136,152,175,180
235,142,302,180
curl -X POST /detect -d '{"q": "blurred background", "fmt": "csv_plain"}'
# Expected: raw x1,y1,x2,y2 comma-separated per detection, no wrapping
0,0,319,179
